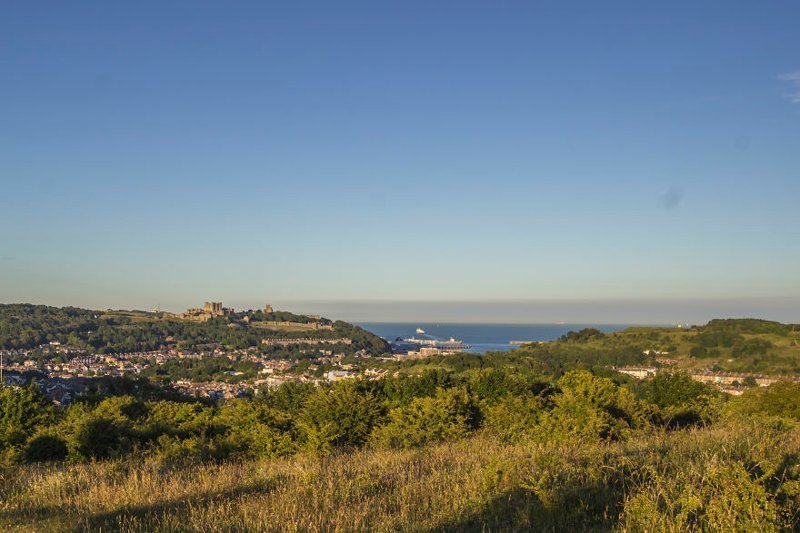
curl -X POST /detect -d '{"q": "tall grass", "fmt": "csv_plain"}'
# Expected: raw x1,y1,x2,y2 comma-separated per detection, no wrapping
1,418,798,532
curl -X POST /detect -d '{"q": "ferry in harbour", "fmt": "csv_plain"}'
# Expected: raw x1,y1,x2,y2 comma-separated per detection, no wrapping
401,336,470,351
416,327,426,335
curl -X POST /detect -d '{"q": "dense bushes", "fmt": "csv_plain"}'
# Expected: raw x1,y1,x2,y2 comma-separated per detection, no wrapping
371,387,479,448
623,460,781,531
641,371,716,408
483,393,546,443
298,380,384,453
640,371,721,428
4,370,800,470
727,381,800,420
21,433,68,462
0,369,734,466
539,371,649,442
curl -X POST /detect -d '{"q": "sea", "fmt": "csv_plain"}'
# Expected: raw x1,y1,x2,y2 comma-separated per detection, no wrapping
356,323,630,354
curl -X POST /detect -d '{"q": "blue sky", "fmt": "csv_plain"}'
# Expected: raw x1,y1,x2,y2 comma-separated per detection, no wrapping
1,1,799,322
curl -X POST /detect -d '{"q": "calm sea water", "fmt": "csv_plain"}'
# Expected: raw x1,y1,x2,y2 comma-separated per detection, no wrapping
356,323,630,354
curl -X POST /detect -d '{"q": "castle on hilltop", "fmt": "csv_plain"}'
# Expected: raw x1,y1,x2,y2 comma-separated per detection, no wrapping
180,301,233,321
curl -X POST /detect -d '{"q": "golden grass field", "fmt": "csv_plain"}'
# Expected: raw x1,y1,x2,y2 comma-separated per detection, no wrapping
2,418,798,532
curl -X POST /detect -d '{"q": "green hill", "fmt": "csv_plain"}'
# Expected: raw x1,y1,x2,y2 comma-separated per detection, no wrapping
0,303,389,356
525,318,800,375
378,319,800,378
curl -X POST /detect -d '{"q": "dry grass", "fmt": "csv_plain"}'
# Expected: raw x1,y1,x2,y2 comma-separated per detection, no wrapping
2,420,798,532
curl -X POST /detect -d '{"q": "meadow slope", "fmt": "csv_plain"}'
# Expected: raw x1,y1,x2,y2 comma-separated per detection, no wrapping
2,418,798,532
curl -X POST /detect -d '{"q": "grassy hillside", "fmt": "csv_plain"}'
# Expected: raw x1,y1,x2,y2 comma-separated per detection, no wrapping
3,363,800,530
2,418,798,531
487,319,800,376
374,319,800,379
581,319,800,374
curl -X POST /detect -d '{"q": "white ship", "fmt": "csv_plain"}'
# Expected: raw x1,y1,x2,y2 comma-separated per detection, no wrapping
401,336,470,351
416,327,425,335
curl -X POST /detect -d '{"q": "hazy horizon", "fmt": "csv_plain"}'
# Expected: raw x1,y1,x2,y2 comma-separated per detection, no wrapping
2,296,798,326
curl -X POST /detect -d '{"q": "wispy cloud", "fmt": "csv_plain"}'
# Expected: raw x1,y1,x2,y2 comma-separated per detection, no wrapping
779,71,800,104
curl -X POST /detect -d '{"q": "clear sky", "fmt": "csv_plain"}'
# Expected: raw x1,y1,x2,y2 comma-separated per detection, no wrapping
1,1,799,322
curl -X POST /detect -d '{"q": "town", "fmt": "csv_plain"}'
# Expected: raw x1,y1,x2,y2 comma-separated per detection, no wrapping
0,340,396,404
5,339,799,405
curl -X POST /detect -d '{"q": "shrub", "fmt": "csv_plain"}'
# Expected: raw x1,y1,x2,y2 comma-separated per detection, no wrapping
622,461,780,531
92,395,148,423
642,371,715,408
659,395,721,429
466,368,534,405
233,423,296,459
22,433,68,463
371,387,479,448
727,382,800,421
690,346,708,358
538,370,648,442
483,393,546,443
379,369,458,407
559,328,606,342
217,399,296,458
144,400,217,438
69,417,131,460
298,380,383,453
153,434,234,464
640,372,720,429
260,381,316,415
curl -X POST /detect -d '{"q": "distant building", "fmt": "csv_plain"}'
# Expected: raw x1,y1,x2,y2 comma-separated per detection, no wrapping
204,302,223,314
655,357,679,366
180,301,233,321
616,367,657,379
327,370,353,382
264,304,274,314
261,337,351,346
402,347,458,359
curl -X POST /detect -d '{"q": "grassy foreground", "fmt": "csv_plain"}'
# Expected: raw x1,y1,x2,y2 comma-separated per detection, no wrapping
2,418,798,532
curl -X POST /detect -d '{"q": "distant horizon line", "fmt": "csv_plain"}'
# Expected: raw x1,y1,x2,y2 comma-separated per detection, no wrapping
352,320,672,326
2,299,797,327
